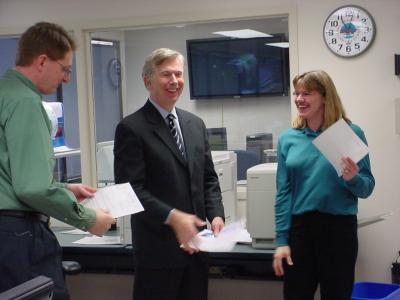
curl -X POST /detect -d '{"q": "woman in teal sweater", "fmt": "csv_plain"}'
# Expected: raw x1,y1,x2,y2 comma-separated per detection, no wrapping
273,70,375,300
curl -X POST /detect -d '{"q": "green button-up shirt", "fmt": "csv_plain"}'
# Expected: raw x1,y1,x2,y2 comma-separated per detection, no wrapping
0,69,95,230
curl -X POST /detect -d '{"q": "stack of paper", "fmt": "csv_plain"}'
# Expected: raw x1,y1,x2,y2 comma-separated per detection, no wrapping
191,221,246,252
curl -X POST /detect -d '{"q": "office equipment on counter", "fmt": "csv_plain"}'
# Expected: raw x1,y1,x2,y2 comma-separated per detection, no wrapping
264,149,277,163
42,101,64,146
96,140,115,185
207,127,227,151
212,151,237,225
246,133,273,164
236,181,247,221
246,163,277,249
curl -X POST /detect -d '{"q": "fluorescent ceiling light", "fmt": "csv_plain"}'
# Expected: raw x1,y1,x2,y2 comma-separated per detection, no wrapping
213,29,273,39
91,40,114,46
266,42,289,48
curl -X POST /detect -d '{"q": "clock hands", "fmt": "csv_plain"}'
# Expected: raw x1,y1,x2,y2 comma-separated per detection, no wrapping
340,15,345,26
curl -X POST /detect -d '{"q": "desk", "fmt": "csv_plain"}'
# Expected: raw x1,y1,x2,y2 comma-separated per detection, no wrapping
55,228,276,280
54,146,81,159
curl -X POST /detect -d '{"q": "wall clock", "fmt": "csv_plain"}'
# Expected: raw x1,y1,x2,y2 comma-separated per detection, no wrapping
323,5,376,57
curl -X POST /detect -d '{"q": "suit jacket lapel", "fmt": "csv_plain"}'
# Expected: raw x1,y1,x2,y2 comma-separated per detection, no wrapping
144,101,187,166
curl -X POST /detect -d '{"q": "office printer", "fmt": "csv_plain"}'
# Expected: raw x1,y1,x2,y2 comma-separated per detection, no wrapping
211,151,237,224
246,163,277,249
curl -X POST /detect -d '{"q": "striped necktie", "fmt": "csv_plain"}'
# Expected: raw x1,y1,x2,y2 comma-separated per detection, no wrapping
167,114,185,158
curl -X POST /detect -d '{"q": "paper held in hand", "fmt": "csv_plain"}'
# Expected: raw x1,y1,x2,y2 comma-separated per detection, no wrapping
80,183,144,218
312,118,369,176
190,221,248,252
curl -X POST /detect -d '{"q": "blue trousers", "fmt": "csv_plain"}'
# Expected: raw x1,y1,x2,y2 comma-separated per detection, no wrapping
0,215,69,300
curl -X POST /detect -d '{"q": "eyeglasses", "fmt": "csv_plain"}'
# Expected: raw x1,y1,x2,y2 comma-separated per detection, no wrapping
55,61,72,77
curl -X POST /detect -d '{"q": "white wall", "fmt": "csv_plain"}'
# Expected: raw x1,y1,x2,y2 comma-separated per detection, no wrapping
1,0,400,285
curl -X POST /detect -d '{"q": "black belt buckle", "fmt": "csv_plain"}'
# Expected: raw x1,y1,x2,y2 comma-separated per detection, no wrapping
32,212,50,224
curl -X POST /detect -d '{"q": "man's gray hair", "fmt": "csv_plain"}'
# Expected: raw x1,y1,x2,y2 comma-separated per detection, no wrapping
142,48,184,79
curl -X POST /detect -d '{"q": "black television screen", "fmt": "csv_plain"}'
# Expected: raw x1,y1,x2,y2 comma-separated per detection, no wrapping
186,35,289,99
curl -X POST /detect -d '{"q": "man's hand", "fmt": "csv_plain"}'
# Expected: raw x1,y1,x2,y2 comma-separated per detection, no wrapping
211,216,224,236
67,183,96,202
168,209,206,254
273,246,293,277
88,208,116,236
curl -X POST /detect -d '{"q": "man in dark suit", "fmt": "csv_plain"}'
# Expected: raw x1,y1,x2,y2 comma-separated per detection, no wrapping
114,48,225,300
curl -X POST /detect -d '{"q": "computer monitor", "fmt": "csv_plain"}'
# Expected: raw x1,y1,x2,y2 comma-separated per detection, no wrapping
206,127,227,151
0,276,54,300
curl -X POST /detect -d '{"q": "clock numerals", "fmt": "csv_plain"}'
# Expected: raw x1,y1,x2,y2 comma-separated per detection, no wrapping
330,20,339,27
323,5,375,57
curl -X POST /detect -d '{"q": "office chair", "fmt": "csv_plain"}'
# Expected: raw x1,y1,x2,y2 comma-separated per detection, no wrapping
62,261,81,277
0,276,54,300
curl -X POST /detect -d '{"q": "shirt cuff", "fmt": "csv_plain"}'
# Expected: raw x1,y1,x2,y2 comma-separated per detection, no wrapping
275,232,289,247
164,208,175,224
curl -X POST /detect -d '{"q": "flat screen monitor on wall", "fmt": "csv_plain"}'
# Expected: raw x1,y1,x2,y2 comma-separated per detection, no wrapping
186,35,289,99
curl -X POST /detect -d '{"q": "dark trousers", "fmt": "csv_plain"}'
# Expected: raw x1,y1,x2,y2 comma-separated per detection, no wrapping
133,254,208,300
0,216,69,300
283,211,358,300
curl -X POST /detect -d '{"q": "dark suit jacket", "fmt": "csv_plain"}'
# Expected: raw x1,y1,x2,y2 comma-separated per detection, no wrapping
114,100,224,268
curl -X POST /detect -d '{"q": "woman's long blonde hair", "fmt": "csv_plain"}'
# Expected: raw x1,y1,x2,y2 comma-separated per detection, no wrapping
292,70,350,130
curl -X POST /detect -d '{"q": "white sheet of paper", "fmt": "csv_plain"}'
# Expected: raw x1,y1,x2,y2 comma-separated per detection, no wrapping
80,183,144,218
190,221,244,252
235,228,252,244
312,119,369,176
73,235,121,245
59,229,90,235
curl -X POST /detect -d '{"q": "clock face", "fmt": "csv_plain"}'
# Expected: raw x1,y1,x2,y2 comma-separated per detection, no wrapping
323,5,376,57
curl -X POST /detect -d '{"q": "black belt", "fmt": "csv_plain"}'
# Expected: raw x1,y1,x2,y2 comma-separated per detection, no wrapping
0,210,49,224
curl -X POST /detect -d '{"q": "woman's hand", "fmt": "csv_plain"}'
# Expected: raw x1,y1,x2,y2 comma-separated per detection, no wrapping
273,245,293,276
341,157,359,181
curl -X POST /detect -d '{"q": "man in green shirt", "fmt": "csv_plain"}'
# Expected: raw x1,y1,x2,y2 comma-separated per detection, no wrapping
0,22,116,300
